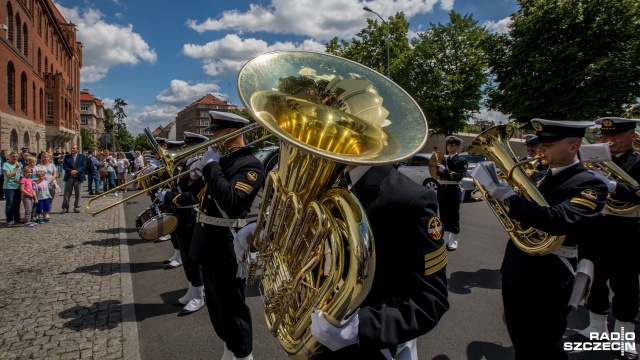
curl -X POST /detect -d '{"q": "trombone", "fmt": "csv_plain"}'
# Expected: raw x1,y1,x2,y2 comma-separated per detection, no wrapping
85,123,269,216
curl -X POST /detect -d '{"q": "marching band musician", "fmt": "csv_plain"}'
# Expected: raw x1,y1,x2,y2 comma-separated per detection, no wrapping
437,136,468,251
158,140,187,268
306,164,449,359
519,134,548,173
157,132,209,316
474,119,608,360
189,111,264,360
572,117,640,360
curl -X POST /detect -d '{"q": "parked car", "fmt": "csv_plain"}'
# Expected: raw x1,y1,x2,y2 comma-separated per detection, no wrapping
397,152,486,201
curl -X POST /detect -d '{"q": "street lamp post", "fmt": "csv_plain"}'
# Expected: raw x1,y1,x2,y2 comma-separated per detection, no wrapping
363,6,390,78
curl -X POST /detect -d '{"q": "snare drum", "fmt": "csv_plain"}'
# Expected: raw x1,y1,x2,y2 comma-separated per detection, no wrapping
135,205,178,240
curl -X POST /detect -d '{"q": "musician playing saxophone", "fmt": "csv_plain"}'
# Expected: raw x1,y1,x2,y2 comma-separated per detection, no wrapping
189,111,264,360
476,119,608,360
309,165,449,359
572,117,640,360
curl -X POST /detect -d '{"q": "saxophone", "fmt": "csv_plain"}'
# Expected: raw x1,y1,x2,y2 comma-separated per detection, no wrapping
237,51,429,358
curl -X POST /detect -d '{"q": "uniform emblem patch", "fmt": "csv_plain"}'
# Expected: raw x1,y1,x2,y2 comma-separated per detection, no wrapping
247,171,258,183
427,217,444,241
532,121,543,131
601,119,613,128
235,181,253,194
580,189,597,201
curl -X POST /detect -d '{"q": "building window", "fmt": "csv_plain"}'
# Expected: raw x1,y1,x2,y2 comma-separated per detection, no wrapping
200,120,209,126
10,130,18,151
81,116,87,125
38,49,41,75
22,24,28,56
7,62,15,110
46,94,53,117
32,82,36,117
20,72,27,114
39,88,43,121
6,2,13,45
23,131,30,148
81,103,89,111
15,13,21,51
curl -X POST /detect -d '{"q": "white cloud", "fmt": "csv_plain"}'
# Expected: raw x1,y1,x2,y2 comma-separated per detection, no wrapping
475,109,509,124
484,17,512,34
126,105,181,137
55,3,157,83
183,34,325,76
185,0,446,40
155,80,222,107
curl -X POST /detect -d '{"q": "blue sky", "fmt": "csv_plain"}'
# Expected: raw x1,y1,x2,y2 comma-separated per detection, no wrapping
54,0,518,137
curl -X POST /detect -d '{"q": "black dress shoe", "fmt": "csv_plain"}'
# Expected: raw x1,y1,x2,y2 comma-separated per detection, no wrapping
177,307,201,317
163,259,171,264
61,209,69,214
172,300,187,307
620,352,639,360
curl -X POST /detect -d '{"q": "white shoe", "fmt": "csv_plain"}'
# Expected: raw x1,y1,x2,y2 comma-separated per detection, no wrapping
156,234,171,242
165,249,180,264
221,343,234,360
447,233,459,250
114,192,119,197
233,354,253,360
166,260,182,268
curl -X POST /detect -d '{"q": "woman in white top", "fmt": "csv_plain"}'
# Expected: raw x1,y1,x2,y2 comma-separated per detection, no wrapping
35,152,58,203
116,152,130,193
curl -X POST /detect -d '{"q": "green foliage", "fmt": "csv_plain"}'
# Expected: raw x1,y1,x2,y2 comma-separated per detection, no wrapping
486,0,640,125
132,133,154,151
80,128,97,150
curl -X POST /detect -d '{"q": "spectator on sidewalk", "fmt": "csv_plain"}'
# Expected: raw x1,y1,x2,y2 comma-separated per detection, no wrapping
99,150,117,196
0,149,5,200
18,146,30,167
116,152,130,194
52,148,63,178
61,145,87,213
19,167,37,227
3,151,23,226
35,153,58,206
34,170,52,223
86,150,101,195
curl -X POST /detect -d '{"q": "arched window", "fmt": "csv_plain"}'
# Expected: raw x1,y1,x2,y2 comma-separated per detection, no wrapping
44,19,48,44
44,57,48,75
7,62,15,110
37,49,41,75
6,2,13,45
37,6,41,35
39,88,43,121
23,131,30,148
15,13,21,52
10,130,18,151
20,72,27,114
22,24,28,57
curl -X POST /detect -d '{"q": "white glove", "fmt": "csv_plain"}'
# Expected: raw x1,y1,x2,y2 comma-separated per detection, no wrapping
233,222,257,264
486,180,516,201
155,189,167,202
189,161,202,180
201,147,221,166
589,170,617,193
311,310,359,351
437,164,446,173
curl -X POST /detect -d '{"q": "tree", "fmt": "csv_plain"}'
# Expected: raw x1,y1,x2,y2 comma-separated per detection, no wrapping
80,128,97,150
326,13,412,79
132,133,154,151
112,98,128,151
399,11,493,135
486,0,640,125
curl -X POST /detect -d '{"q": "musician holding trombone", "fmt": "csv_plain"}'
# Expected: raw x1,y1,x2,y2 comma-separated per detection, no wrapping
189,111,264,360
473,119,608,360
572,117,640,360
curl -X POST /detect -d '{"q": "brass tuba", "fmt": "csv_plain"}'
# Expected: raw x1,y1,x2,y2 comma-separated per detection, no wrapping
237,51,428,359
467,125,565,255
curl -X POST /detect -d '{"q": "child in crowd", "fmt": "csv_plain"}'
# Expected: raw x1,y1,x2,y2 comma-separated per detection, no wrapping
34,170,51,223
19,167,37,227
26,156,37,178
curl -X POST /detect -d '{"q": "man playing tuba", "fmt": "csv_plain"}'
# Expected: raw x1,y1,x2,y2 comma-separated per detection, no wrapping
476,119,608,360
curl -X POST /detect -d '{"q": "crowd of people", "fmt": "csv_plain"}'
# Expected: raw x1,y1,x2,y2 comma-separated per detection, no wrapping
1,146,146,225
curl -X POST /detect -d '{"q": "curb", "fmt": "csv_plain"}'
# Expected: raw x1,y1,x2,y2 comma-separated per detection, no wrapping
119,203,141,360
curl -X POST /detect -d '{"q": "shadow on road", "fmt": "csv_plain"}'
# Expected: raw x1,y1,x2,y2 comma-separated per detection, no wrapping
466,341,513,360
60,261,167,276
448,268,502,295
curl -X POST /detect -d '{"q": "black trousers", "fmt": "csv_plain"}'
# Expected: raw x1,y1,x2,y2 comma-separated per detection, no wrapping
176,209,202,286
502,282,572,360
201,255,252,357
437,185,462,233
584,216,640,322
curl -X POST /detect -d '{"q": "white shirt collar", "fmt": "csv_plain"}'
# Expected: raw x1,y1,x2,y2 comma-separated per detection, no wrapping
550,159,580,175
346,166,372,185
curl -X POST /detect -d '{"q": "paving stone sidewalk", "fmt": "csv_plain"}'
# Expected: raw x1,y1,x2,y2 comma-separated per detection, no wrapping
0,191,139,360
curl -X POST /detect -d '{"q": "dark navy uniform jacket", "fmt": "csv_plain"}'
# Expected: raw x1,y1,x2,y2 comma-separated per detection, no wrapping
189,147,264,266
610,149,640,204
439,154,468,183
319,166,449,359
501,163,608,289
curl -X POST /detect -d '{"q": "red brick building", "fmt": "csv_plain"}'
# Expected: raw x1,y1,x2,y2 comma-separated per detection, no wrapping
175,94,237,137
80,88,104,141
0,0,82,154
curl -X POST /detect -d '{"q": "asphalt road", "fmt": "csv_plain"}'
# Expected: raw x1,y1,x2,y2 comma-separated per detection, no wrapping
123,192,637,360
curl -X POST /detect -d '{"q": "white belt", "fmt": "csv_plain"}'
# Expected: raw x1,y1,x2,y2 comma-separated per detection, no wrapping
196,211,248,228
439,181,460,185
602,208,640,218
552,246,577,259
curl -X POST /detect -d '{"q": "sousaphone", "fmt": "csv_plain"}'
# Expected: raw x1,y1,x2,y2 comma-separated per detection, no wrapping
238,50,428,359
